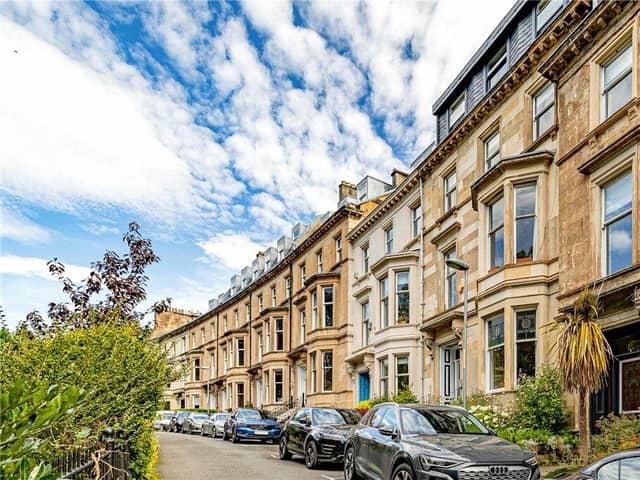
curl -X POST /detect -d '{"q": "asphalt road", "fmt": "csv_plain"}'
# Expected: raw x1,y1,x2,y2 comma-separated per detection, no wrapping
155,431,344,480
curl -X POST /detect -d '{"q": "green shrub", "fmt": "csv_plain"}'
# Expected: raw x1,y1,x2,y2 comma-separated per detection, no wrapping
592,414,640,457
469,404,511,430
392,387,418,404
0,381,85,480
515,365,568,433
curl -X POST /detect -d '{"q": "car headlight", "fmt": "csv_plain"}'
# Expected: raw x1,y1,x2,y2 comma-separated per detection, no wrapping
419,455,462,470
525,456,538,467
320,432,345,441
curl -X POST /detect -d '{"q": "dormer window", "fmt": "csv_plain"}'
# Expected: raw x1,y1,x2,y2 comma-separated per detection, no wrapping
449,92,466,127
486,45,508,91
536,0,563,32
358,184,367,202
266,258,271,270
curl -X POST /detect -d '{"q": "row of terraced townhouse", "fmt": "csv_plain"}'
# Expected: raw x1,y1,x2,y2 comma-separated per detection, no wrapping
153,0,640,429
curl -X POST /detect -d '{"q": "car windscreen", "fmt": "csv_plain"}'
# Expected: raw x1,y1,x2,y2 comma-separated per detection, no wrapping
337,410,362,425
190,415,209,421
215,414,229,421
313,409,347,425
412,409,490,435
161,413,173,419
237,410,263,420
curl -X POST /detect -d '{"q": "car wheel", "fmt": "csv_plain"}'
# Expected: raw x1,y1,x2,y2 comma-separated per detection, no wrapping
344,447,363,480
304,440,318,469
222,428,228,441
231,428,240,444
392,463,414,480
279,437,292,460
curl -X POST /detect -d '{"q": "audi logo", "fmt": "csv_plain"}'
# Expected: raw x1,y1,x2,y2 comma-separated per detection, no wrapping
489,466,510,475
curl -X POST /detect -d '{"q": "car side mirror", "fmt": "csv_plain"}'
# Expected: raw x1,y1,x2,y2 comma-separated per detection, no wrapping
378,426,398,439
488,428,497,436
305,418,312,427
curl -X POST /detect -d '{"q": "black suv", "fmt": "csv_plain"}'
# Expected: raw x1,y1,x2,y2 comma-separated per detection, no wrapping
279,407,361,469
344,403,539,480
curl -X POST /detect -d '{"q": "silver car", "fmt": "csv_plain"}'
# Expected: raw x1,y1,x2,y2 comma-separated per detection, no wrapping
202,413,230,438
182,413,210,434
152,411,174,431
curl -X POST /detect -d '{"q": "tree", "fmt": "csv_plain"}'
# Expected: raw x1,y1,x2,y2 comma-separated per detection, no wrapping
555,288,612,464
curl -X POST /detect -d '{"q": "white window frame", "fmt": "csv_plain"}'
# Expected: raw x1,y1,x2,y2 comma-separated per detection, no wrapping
486,313,505,392
300,264,306,284
395,271,410,325
311,291,318,330
619,356,640,414
257,332,263,362
444,170,457,212
271,286,277,307
274,369,284,403
310,353,317,394
264,371,270,403
385,226,394,254
317,251,323,273
514,309,537,383
321,350,333,392
449,92,466,127
514,182,537,262
228,340,234,369
285,276,291,298
484,130,501,171
380,276,389,329
379,357,389,398
274,317,284,351
362,300,370,347
486,45,507,91
265,320,271,354
234,309,239,328
533,82,555,140
601,169,633,275
395,355,410,393
323,285,334,328
223,347,228,373
600,41,633,121
236,337,245,367
445,248,457,309
536,0,563,32
335,236,343,262
411,204,422,238
299,309,306,344
246,303,251,323
362,245,370,273
488,194,505,269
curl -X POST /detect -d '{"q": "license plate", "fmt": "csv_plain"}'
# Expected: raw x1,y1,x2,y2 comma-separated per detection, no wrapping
255,430,269,435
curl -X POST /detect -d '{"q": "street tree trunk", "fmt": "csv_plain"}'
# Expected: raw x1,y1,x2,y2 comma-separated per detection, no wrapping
579,389,589,464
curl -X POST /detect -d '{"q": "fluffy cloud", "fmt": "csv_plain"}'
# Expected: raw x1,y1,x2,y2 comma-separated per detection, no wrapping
0,255,89,282
1,202,51,243
197,233,266,271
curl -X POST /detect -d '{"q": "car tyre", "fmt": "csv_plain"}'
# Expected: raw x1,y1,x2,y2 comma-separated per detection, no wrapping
279,437,292,460
222,428,228,441
391,463,415,480
231,428,240,444
304,440,319,469
344,447,363,480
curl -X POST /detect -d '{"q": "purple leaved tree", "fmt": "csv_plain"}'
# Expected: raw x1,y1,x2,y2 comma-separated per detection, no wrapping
23,222,171,332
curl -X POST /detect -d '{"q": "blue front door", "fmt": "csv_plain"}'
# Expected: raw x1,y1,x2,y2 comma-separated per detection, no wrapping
358,372,370,401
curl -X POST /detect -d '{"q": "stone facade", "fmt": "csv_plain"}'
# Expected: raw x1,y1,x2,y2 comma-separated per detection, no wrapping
156,1,640,425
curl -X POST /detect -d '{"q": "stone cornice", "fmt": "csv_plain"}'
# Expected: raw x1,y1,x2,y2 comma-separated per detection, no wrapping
303,270,340,288
370,250,420,277
539,0,629,82
430,222,461,247
578,123,640,175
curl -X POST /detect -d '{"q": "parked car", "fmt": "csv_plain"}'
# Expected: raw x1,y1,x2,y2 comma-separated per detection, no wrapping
168,411,191,433
279,407,361,469
223,408,281,444
202,413,230,438
343,403,540,480
571,448,640,479
182,412,210,434
153,410,174,431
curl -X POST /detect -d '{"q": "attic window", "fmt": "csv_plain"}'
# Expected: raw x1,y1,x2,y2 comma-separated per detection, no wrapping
449,92,466,127
536,0,563,32
487,45,508,91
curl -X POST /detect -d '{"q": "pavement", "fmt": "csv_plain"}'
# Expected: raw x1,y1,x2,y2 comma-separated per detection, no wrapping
155,431,344,480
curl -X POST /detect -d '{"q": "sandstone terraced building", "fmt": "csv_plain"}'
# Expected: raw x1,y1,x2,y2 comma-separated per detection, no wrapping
154,0,640,427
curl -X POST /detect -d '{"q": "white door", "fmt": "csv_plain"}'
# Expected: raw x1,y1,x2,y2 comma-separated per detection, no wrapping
297,366,307,404
440,344,461,404
256,379,263,408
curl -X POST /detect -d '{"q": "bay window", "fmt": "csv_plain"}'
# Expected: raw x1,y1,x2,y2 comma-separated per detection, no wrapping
445,248,457,308
299,309,306,344
487,314,505,390
237,338,245,367
362,301,370,346
257,332,263,361
265,320,271,353
323,286,334,327
515,310,536,379
274,369,283,403
515,183,536,261
379,357,389,398
489,195,505,268
310,352,317,394
322,351,333,391
311,291,318,329
275,317,284,351
396,271,410,324
395,355,409,392
380,276,389,328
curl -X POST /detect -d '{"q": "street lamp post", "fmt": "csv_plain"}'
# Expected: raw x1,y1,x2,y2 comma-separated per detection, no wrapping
445,258,470,410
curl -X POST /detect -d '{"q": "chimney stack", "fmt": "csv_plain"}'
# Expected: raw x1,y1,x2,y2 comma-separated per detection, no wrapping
391,169,408,187
338,181,357,202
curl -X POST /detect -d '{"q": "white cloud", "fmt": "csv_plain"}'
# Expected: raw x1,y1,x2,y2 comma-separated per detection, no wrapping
80,223,121,236
197,233,266,271
0,254,90,282
0,202,51,243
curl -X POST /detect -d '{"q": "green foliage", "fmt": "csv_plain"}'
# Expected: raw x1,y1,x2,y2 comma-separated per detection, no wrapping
392,387,418,404
592,414,640,457
469,404,511,430
0,323,178,480
0,381,85,480
514,364,569,432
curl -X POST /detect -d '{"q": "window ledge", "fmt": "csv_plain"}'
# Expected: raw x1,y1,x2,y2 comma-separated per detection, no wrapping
524,124,558,153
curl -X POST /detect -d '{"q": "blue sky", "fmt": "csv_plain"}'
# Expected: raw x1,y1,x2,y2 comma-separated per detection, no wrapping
0,0,513,328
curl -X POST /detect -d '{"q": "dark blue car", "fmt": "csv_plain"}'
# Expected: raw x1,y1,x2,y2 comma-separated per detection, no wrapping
223,408,281,444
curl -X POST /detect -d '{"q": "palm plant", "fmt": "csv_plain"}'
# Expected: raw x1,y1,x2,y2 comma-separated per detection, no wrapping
555,288,612,464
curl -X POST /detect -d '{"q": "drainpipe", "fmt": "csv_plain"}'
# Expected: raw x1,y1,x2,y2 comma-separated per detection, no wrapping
288,262,293,407
248,292,252,407
419,176,426,403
